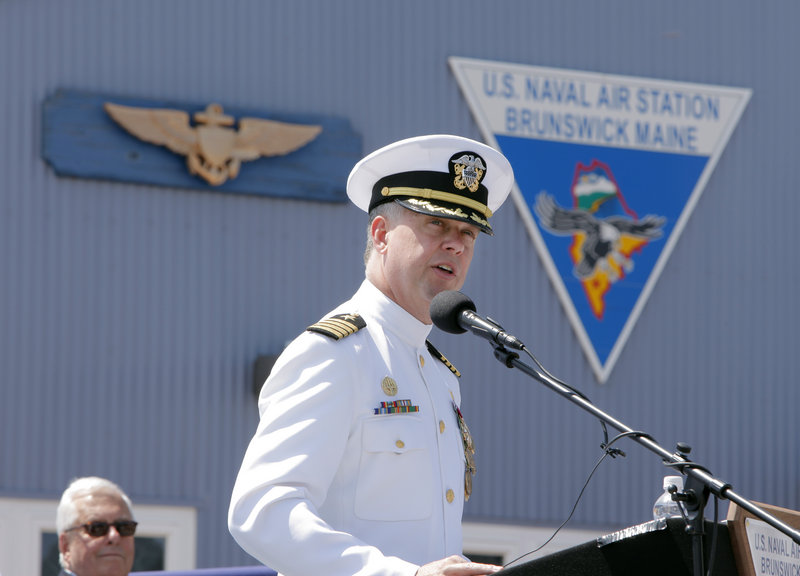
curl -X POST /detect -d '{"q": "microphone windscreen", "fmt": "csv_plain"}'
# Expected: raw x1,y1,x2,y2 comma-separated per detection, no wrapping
430,290,476,334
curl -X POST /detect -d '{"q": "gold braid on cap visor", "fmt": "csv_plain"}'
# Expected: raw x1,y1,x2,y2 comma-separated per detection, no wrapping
380,186,493,219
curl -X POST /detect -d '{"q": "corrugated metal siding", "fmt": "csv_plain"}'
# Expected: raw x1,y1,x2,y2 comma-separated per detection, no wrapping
2,0,799,568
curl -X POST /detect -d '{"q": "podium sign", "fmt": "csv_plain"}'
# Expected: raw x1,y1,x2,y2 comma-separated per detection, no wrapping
727,502,800,576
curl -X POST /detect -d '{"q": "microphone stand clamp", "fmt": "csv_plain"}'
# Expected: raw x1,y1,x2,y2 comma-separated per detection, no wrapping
491,341,519,367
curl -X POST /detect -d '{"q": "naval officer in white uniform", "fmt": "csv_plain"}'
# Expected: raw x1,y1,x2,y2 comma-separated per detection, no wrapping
228,134,514,576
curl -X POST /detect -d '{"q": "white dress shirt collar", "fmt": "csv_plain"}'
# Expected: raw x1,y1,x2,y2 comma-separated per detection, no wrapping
355,279,433,348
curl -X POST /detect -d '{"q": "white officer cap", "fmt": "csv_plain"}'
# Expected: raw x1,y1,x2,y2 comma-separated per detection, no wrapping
346,134,514,235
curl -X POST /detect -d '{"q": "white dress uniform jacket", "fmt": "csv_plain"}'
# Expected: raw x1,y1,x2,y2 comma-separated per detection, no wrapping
229,279,468,576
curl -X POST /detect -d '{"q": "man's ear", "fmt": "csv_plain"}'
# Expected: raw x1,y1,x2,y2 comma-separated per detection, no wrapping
59,532,70,562
370,215,390,253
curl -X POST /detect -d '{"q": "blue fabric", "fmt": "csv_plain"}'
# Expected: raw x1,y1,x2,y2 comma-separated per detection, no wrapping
133,567,276,576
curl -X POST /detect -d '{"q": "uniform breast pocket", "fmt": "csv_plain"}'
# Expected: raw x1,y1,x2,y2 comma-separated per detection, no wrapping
354,416,433,521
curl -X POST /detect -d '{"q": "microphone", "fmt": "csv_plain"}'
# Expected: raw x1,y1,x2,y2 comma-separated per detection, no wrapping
430,290,525,350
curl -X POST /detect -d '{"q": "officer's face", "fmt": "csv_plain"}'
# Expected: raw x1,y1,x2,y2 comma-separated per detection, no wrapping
377,208,478,323
59,493,135,576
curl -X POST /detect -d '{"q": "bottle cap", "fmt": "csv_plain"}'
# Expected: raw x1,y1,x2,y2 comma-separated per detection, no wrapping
663,475,684,490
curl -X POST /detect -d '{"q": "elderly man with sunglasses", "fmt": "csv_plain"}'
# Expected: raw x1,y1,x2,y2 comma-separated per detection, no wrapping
56,476,138,576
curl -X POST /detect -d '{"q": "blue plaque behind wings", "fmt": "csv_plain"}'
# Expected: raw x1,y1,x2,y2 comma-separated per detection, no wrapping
42,89,361,202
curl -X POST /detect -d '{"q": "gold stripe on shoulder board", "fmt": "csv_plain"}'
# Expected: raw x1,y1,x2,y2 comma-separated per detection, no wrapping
307,313,366,340
425,340,461,378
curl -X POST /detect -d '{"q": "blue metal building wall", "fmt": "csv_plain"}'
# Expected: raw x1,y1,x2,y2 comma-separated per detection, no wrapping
1,0,798,568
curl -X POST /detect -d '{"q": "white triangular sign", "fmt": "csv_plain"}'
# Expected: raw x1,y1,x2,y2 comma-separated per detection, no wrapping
450,57,751,383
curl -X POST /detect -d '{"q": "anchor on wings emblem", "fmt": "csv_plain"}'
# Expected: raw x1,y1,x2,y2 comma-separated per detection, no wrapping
104,102,322,186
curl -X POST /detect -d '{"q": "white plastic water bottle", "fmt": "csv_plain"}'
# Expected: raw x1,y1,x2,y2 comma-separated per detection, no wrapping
653,475,685,520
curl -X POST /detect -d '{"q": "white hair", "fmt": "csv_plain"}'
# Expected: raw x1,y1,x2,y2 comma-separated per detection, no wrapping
57,476,134,568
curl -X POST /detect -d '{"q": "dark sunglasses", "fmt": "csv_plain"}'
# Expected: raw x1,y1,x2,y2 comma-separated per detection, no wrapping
66,520,138,538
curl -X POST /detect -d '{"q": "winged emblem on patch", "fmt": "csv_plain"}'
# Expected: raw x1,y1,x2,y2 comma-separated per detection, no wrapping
104,102,322,186
535,191,665,281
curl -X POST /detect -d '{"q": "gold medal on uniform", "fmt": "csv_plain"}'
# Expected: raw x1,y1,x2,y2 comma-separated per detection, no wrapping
381,376,398,396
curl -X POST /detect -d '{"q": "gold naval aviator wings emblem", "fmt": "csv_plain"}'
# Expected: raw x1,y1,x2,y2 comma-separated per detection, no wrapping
104,102,322,186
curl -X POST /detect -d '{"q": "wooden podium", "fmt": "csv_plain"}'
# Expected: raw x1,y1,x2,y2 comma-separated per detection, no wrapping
497,519,739,576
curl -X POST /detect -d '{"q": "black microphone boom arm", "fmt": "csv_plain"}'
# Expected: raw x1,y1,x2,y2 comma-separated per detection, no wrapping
487,343,800,550
430,290,800,576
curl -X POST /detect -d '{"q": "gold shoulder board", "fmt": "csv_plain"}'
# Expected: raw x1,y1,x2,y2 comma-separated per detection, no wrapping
426,340,461,378
307,313,366,340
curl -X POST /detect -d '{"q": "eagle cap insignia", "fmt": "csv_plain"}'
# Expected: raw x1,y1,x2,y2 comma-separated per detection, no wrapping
104,102,322,186
450,151,486,193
